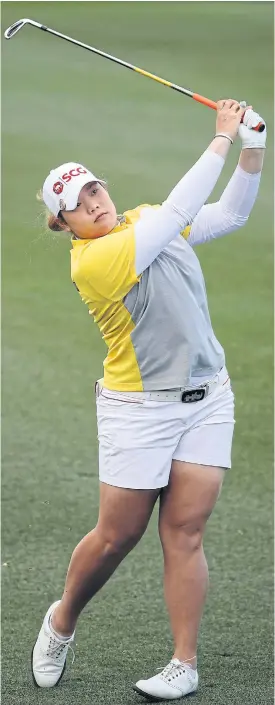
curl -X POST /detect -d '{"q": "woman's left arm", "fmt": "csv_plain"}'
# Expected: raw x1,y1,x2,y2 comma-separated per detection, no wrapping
187,108,266,246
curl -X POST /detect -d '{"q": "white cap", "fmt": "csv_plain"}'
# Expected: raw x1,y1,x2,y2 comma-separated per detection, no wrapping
42,162,104,216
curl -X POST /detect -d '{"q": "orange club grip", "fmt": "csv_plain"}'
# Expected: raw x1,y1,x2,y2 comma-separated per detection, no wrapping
192,93,265,132
193,93,217,111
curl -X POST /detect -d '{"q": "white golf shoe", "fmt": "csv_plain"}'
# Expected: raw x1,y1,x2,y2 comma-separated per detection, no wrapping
133,658,198,701
32,601,75,688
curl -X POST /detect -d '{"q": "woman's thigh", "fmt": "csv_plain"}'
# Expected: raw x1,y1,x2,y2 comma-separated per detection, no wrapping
97,482,160,547
159,460,224,532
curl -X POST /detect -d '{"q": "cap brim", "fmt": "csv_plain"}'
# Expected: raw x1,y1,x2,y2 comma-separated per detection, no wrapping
60,174,105,212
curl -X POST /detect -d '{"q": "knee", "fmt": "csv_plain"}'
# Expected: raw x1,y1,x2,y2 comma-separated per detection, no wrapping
95,523,145,558
159,517,205,554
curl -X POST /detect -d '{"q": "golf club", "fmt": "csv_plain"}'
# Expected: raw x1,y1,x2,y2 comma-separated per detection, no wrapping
4,17,265,132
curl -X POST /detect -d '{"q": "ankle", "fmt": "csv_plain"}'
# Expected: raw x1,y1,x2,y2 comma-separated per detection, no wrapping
173,653,197,671
51,604,75,638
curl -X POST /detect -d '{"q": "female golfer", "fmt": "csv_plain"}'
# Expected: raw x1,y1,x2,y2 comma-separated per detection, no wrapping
32,100,266,700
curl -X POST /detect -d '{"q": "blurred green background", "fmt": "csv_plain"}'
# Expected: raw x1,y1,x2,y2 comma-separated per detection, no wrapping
2,3,273,704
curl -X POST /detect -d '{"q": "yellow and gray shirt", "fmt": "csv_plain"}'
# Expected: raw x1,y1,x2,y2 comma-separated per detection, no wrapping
71,202,225,390
71,161,260,391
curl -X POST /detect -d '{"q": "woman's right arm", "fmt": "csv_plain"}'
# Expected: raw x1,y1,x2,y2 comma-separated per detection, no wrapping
135,100,245,276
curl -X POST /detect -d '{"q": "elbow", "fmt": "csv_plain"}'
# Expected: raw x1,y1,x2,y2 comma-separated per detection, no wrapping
222,207,249,231
231,215,249,230
164,199,192,227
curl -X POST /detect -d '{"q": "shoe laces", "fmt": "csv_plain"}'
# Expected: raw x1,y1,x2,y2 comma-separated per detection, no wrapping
46,635,75,665
157,659,192,683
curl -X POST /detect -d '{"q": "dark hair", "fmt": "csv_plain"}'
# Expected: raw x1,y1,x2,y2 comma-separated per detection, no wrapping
47,212,68,232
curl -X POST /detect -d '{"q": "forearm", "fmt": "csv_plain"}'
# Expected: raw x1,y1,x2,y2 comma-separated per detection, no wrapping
164,136,232,226
239,148,265,174
187,164,262,246
135,147,227,275
165,147,226,222
208,135,232,159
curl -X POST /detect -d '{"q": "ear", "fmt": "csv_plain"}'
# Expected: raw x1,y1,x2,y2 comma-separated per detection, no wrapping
62,223,72,233
59,212,72,233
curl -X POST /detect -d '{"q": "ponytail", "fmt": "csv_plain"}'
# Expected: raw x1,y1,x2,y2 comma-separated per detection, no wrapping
36,190,69,233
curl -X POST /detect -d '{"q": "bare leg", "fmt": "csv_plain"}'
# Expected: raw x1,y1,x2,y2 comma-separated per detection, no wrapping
159,461,224,668
52,483,159,636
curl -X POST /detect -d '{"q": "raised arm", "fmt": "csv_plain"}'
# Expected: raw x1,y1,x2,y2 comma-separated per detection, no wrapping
186,107,266,247
135,100,245,276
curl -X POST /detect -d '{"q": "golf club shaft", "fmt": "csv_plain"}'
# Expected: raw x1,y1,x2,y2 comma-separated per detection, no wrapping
4,18,265,131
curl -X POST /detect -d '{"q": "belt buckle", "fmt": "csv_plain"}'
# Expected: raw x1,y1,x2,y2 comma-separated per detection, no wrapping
181,386,207,403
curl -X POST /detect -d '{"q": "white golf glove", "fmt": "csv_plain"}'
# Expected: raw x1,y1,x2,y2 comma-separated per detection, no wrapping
238,101,266,149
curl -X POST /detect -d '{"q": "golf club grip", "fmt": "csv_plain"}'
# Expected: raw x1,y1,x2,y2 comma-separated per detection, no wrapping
193,93,265,132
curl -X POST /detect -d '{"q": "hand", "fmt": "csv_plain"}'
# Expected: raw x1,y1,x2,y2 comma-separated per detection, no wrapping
216,99,246,142
238,102,267,149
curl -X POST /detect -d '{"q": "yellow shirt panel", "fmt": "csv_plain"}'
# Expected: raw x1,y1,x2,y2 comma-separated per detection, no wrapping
124,203,190,241
71,215,145,390
181,225,191,240
124,203,160,223
88,297,143,390
71,224,140,302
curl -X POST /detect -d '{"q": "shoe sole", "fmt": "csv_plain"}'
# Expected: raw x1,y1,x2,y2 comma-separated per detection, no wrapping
133,685,198,701
133,685,166,702
31,644,67,688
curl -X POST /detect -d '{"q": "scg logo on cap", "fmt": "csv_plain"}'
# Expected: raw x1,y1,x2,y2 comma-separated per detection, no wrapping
62,167,88,184
53,181,64,195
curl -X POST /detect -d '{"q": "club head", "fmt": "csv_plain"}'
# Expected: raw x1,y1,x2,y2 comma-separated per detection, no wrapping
4,18,31,39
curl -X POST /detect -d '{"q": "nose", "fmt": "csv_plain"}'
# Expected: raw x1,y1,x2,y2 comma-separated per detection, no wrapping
87,202,99,215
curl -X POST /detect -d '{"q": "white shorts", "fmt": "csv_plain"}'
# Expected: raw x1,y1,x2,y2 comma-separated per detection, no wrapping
96,370,235,490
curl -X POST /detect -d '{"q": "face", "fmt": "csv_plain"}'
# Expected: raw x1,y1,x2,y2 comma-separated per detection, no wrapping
61,182,117,239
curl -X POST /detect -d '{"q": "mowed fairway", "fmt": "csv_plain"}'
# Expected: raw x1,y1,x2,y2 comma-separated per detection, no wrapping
2,2,273,704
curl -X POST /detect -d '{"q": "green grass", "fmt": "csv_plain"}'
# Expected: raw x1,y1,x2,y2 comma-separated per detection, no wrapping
2,2,274,704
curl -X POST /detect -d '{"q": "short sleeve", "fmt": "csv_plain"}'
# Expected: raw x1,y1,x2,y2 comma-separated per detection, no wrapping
77,229,140,301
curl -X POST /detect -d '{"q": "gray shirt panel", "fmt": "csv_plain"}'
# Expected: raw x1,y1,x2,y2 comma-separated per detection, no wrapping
123,235,224,391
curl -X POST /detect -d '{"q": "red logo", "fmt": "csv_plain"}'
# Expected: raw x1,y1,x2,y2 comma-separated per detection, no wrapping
53,181,64,195
61,167,87,184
